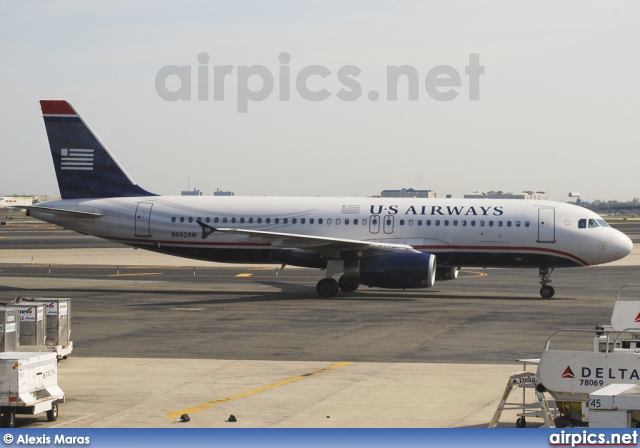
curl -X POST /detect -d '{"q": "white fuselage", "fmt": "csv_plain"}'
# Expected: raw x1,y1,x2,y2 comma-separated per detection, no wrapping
30,196,632,269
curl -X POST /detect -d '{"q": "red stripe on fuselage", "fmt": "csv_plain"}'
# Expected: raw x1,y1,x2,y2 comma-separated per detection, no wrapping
415,245,589,266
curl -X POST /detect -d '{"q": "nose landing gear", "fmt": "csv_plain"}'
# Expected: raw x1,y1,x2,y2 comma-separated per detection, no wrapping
539,267,555,299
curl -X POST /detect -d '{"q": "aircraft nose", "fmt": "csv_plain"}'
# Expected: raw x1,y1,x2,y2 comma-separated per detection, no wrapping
613,230,634,259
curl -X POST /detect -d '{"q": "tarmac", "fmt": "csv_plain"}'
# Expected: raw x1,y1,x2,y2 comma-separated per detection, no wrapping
53,357,522,428
1,225,639,428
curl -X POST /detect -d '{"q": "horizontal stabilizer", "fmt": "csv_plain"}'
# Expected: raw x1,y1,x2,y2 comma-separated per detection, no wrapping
19,205,102,218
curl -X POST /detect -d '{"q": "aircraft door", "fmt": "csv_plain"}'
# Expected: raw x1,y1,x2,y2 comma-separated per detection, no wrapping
537,208,555,243
383,215,395,234
369,215,380,234
135,202,153,237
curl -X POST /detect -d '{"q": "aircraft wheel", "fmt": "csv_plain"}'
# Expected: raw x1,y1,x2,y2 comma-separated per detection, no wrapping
316,278,339,297
540,285,555,299
338,275,359,293
1,411,15,428
47,401,59,422
516,417,526,428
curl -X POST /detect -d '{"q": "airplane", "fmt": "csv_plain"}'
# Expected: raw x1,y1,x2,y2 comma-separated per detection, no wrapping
22,100,633,299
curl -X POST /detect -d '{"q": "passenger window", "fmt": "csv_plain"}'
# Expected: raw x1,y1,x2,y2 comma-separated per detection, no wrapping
462,220,467,227
274,218,279,224
498,221,502,227
399,219,405,226
266,218,271,224
453,220,458,226
336,219,341,225
257,218,262,224
231,217,236,224
171,217,176,223
480,221,485,227
353,219,358,225
318,218,323,224
489,221,494,227
435,220,440,226
507,221,512,227
516,221,521,227
525,221,530,227
327,218,332,225
362,219,367,225
283,218,288,224
471,221,476,227
206,217,210,223
180,217,184,223
345,219,349,225
249,217,254,224
188,217,193,223
426,220,431,226
240,217,245,224
444,220,449,226
417,220,422,226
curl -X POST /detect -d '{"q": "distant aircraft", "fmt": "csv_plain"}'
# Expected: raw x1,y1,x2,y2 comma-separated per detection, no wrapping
23,100,633,298
0,196,33,208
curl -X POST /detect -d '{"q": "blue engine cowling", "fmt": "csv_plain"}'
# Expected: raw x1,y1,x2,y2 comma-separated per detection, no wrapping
343,253,436,289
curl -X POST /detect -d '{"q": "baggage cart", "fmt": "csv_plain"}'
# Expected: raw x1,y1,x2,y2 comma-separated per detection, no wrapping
0,307,20,352
0,352,65,428
16,298,73,359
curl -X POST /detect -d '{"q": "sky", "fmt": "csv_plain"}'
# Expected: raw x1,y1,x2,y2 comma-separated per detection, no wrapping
1,1,639,202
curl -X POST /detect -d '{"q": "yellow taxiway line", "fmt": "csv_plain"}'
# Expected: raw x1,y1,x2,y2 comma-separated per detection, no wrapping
167,361,351,420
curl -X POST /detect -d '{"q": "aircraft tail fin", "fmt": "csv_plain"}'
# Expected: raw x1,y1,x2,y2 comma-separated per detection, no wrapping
40,100,155,199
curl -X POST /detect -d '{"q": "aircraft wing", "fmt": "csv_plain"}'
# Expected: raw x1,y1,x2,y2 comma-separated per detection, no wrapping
209,226,420,259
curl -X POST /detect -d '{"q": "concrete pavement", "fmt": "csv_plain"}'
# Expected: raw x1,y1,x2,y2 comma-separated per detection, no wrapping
2,240,638,428
50,357,525,428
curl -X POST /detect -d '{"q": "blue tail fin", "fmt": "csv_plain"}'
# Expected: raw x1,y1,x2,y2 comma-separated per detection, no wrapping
40,100,155,199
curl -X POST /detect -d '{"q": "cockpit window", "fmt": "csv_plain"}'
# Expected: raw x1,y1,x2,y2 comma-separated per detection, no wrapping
579,218,603,229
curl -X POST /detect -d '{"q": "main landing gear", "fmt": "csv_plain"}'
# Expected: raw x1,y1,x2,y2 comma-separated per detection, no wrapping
316,276,359,298
316,278,339,297
539,267,555,299
315,260,359,298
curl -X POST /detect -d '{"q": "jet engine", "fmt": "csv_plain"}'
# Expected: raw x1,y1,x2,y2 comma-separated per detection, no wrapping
343,253,436,289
